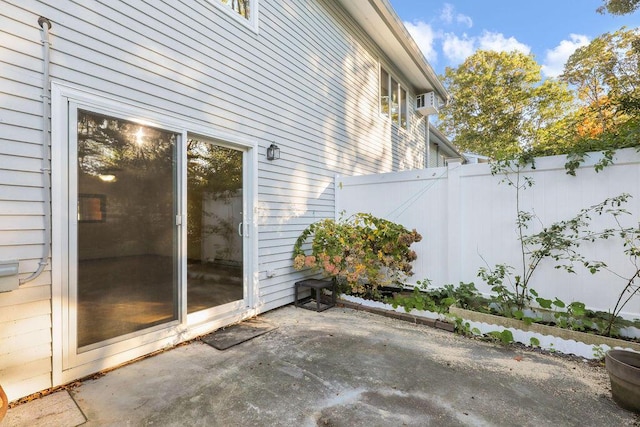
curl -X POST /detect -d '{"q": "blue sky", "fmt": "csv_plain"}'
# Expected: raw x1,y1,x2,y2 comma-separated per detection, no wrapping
389,0,640,77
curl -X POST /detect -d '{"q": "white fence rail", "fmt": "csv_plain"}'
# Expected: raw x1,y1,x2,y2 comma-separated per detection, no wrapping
336,148,640,319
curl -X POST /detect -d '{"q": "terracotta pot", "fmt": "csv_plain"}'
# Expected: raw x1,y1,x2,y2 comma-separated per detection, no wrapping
0,384,7,422
605,349,640,414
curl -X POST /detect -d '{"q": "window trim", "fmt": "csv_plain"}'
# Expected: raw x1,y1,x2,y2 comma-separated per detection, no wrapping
379,65,409,130
209,0,259,32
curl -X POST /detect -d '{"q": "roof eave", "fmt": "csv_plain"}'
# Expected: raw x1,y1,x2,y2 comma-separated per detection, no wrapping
336,0,449,103
429,123,462,158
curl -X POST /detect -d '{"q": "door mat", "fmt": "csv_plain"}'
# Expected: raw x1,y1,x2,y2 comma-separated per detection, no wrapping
201,318,277,350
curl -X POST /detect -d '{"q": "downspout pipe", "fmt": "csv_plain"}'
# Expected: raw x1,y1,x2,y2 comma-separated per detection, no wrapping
425,115,431,168
21,16,52,285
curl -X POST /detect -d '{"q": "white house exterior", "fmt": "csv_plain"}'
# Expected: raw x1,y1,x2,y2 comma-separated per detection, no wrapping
427,123,464,167
0,0,448,401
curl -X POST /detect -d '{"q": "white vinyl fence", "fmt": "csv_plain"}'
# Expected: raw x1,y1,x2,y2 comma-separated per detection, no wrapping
335,148,640,319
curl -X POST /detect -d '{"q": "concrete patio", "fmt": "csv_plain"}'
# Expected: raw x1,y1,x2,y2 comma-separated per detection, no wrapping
3,305,638,426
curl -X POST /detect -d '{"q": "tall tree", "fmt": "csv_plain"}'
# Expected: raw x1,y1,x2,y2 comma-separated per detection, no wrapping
439,50,574,159
560,27,640,147
597,0,640,15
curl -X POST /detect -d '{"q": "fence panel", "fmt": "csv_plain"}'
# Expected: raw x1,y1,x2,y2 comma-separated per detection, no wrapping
336,148,640,318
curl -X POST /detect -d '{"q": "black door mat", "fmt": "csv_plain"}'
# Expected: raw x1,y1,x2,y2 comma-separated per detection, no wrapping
201,318,277,350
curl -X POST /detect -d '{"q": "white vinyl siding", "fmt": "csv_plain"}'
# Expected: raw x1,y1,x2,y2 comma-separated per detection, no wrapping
428,143,443,168
1,0,428,400
0,1,53,401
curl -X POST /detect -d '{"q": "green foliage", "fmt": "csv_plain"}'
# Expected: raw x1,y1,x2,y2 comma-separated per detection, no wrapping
187,139,243,197
482,157,634,317
592,345,606,362
524,193,640,337
552,27,640,173
386,278,639,341
441,282,486,310
480,154,640,339
439,29,640,173
292,213,422,295
520,195,630,272
598,201,640,336
451,317,482,336
387,281,483,314
481,158,537,311
597,0,640,15
488,329,515,345
477,264,521,314
453,317,471,335
388,286,450,314
479,190,635,332
440,50,574,160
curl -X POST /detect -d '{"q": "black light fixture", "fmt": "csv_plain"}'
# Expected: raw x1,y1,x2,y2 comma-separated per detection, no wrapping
267,143,280,161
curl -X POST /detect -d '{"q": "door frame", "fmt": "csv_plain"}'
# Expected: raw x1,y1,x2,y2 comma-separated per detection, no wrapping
51,82,258,385
65,102,185,370
184,135,250,324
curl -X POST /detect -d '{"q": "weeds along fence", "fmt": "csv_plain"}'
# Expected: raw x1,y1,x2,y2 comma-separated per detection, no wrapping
335,148,640,319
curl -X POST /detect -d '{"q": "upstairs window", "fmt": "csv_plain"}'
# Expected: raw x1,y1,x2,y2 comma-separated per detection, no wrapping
213,0,258,30
380,68,390,117
380,67,408,129
220,0,251,20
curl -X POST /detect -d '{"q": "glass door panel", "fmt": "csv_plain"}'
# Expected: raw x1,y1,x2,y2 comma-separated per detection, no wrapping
187,138,244,313
76,110,178,349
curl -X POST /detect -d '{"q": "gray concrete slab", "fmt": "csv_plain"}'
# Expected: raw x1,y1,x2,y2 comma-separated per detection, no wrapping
2,390,85,427
3,306,639,426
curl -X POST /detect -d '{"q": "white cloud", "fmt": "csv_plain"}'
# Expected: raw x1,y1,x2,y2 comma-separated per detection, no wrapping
404,20,438,63
541,34,590,78
442,33,475,64
441,31,530,66
439,3,473,28
456,14,473,28
477,31,531,54
440,4,454,24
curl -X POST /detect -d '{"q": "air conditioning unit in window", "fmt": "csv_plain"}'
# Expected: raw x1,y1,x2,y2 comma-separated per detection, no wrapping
416,92,438,116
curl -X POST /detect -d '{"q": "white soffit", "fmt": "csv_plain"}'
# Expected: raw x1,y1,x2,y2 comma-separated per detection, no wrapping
336,0,449,102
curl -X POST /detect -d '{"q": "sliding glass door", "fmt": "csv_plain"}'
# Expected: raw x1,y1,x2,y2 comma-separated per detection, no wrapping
59,95,252,377
75,110,179,350
186,138,244,313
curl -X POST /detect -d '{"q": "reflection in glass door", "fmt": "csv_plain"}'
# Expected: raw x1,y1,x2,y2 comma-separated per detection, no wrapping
76,110,178,349
187,138,244,313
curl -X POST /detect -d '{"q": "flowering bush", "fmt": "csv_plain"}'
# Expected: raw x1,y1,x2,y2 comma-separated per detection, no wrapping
292,213,422,294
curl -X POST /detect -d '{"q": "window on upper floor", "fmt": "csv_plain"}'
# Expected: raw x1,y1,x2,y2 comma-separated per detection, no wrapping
380,66,408,129
220,0,251,19
213,0,258,29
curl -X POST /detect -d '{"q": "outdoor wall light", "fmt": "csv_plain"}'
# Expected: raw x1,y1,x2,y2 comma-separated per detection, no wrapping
267,143,280,161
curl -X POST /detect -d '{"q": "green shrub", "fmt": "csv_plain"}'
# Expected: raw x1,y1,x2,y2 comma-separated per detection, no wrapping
292,213,422,294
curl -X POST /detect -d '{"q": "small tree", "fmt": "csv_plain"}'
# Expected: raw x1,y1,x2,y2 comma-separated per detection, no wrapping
479,159,639,337
595,200,640,335
479,156,625,314
292,213,422,295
